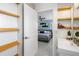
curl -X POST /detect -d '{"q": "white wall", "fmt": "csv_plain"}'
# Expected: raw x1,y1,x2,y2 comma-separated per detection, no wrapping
58,3,73,8
0,3,18,56
35,3,57,12
0,3,17,13
58,10,71,18
27,3,35,9
38,10,53,20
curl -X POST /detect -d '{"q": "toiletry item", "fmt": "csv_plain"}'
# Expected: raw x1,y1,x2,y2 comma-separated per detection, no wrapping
67,31,72,40
73,31,79,46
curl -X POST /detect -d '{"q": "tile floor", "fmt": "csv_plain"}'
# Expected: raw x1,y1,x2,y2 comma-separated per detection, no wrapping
35,39,52,56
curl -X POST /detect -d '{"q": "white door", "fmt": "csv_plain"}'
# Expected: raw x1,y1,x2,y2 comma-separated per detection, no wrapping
24,4,38,56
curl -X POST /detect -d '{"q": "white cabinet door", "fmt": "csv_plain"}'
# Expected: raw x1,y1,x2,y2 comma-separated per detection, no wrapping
24,4,38,56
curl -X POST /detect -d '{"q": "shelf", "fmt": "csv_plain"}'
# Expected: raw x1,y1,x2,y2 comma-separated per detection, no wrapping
58,6,72,11
0,10,19,17
58,17,71,21
73,26,79,30
58,16,79,21
58,24,71,29
58,24,79,30
0,28,19,32
0,40,20,52
74,16,79,20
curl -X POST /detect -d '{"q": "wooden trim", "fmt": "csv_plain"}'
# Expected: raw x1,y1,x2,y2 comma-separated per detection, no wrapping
58,6,72,11
58,24,79,30
0,28,19,32
0,10,19,17
58,16,79,21
0,41,19,52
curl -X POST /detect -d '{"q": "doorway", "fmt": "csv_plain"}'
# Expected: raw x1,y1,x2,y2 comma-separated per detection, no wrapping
35,10,53,56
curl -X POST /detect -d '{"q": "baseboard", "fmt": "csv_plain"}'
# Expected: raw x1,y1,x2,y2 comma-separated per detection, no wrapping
58,48,79,56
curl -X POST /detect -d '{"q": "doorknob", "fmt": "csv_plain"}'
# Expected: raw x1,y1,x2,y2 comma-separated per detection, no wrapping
24,37,29,39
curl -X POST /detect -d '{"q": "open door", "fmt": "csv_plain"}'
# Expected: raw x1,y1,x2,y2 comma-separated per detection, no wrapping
23,4,38,56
